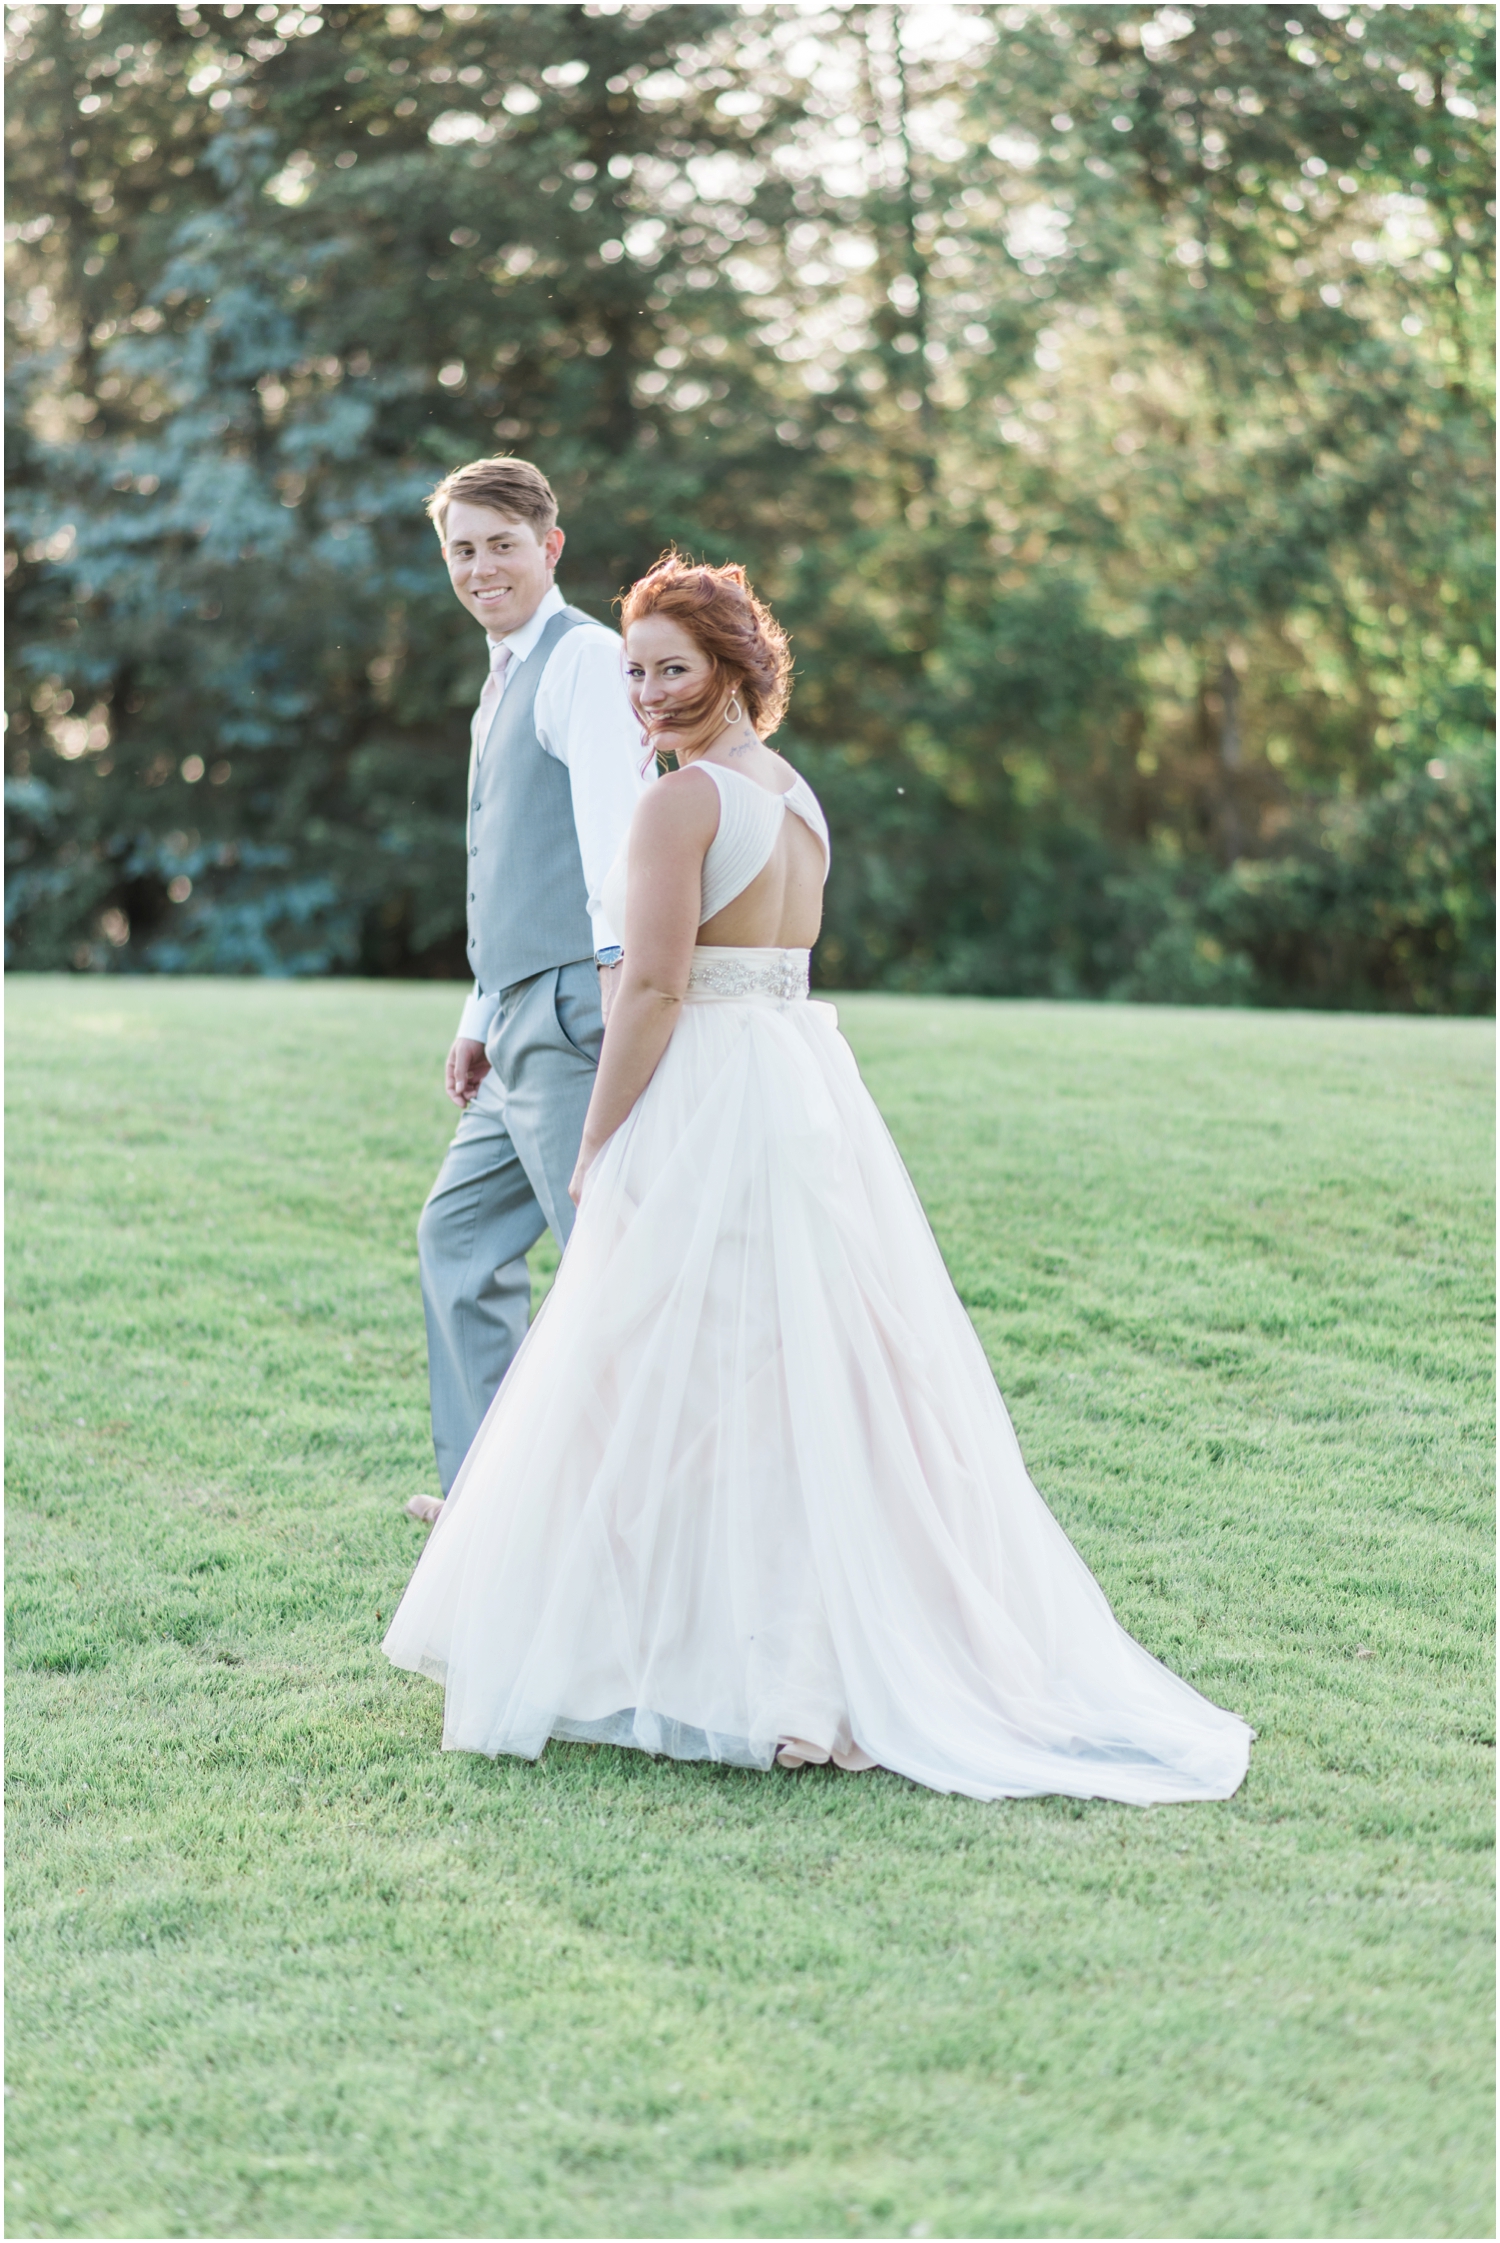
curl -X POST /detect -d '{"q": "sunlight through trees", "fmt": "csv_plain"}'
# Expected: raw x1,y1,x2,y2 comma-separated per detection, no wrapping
5,3,1494,1007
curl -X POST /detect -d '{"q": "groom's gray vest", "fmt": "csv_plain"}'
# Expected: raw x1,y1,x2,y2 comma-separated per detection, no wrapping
466,605,596,997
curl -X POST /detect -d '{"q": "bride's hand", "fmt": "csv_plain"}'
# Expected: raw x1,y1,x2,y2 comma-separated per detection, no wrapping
567,1146,595,1207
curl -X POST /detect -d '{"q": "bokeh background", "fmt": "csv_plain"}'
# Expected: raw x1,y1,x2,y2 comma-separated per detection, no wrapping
5,1,1493,1008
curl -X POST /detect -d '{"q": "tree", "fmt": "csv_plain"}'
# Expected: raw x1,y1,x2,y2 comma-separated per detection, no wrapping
6,2,1493,1011
5,1,801,974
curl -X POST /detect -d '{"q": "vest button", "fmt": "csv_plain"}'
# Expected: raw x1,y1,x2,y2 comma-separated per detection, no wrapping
470,846,478,856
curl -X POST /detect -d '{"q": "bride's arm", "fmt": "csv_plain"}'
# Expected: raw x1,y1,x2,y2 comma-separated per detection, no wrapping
568,770,717,1202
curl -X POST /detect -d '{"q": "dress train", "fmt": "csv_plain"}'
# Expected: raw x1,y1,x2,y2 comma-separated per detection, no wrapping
384,967,1252,1805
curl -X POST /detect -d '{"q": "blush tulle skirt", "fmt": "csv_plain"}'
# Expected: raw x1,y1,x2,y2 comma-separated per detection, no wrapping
383,966,1252,1804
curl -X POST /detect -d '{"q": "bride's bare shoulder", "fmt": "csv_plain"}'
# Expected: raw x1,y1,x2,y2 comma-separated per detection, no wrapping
755,750,815,801
630,763,720,848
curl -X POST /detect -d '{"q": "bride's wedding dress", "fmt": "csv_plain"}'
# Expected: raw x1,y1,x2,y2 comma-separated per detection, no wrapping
384,763,1252,1803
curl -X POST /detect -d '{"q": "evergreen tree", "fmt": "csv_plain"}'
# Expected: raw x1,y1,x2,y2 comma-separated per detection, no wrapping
6,3,1493,1010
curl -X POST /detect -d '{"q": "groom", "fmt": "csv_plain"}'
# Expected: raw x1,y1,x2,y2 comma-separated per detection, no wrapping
408,456,650,1522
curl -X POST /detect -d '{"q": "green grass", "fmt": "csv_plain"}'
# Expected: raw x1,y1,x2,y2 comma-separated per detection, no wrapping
5,978,1493,2241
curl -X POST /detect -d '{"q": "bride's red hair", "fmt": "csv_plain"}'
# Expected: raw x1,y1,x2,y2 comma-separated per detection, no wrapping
619,553,793,760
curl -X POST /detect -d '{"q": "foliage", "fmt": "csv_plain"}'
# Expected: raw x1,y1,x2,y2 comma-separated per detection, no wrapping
4,3,1494,1009
6,978,1495,2236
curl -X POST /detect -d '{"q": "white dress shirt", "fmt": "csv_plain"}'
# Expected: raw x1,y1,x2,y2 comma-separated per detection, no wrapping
456,582,652,1045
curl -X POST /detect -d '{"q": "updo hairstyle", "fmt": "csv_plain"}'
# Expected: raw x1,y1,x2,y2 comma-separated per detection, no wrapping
619,552,793,760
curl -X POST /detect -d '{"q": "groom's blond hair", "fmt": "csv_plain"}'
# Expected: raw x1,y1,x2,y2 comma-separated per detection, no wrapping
426,455,558,540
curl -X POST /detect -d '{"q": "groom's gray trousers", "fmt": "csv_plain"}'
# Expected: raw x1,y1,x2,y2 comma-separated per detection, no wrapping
417,959,603,1493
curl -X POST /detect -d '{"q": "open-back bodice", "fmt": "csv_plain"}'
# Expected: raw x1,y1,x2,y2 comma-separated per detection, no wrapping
599,761,830,940
695,761,830,922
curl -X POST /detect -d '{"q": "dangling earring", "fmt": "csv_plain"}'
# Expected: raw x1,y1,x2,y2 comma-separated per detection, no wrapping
724,695,743,727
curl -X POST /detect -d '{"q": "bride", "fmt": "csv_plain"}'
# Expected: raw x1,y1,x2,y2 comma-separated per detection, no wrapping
384,556,1252,1804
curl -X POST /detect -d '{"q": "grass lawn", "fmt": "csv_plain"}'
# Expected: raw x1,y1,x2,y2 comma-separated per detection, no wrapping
5,977,1493,2241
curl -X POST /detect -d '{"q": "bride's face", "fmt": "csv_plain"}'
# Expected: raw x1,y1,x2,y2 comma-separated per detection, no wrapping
624,615,719,740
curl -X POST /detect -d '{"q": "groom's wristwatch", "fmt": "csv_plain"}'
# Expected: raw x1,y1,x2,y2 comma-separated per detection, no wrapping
595,945,624,968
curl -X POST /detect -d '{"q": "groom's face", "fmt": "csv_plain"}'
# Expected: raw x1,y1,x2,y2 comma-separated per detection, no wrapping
441,502,565,637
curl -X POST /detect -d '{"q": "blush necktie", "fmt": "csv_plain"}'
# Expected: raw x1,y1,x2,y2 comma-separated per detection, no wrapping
472,643,512,765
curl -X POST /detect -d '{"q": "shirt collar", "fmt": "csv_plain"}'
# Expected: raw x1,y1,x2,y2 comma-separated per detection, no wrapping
488,581,565,668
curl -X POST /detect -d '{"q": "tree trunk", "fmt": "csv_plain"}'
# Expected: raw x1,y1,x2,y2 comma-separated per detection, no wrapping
1216,655,1243,862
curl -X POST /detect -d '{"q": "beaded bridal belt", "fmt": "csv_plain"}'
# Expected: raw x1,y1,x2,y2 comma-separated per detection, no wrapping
685,946,811,1002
